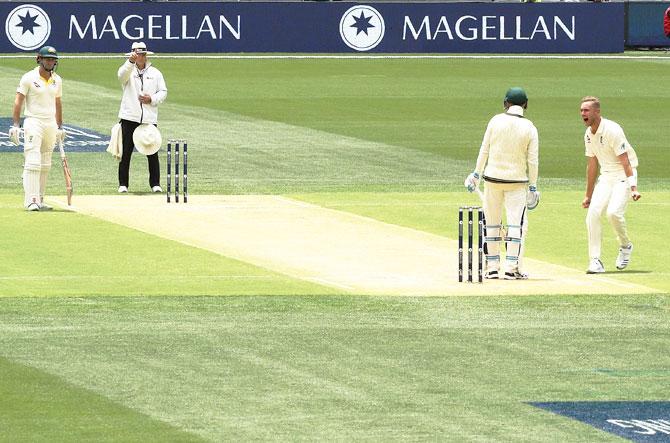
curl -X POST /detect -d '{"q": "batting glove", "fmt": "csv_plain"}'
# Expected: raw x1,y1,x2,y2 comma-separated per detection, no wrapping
464,172,480,193
527,185,540,210
56,127,66,144
8,126,21,146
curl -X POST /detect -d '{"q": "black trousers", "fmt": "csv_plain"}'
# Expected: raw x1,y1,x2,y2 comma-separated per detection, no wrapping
118,119,160,188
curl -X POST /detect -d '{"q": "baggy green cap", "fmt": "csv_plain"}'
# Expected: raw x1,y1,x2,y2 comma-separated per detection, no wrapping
505,87,527,105
37,46,58,59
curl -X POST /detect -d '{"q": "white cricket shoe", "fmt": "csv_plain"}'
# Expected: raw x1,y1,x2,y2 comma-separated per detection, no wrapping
25,202,41,211
152,185,163,193
118,186,128,193
586,258,605,274
616,244,633,270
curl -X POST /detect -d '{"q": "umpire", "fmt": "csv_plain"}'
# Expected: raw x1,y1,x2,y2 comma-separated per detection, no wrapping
117,41,167,193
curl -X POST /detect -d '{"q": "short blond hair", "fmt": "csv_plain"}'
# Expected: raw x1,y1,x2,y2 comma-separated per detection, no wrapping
581,96,600,109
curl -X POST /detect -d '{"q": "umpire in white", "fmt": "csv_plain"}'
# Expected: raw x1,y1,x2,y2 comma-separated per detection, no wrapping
580,96,640,274
117,42,167,193
465,87,539,280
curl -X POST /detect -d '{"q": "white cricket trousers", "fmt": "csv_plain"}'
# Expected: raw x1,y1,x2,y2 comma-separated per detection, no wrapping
586,173,634,260
483,181,528,272
22,117,57,207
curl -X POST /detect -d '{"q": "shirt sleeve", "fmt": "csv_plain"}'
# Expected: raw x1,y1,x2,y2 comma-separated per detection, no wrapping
56,76,63,99
16,74,30,96
610,125,630,156
151,69,167,105
118,60,134,85
527,125,539,186
474,120,493,175
584,132,595,157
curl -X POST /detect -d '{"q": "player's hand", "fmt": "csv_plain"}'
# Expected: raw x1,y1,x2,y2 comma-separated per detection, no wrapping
631,190,641,201
582,196,591,208
129,52,138,64
138,94,152,104
8,126,21,146
56,127,66,144
464,172,480,193
527,185,540,210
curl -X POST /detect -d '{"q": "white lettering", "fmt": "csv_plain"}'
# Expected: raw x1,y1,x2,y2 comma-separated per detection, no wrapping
455,15,477,41
531,16,551,40
182,15,196,39
499,16,513,40
403,16,430,40
196,16,216,39
165,16,178,40
100,16,120,39
515,16,529,40
69,16,97,40
631,420,670,434
481,16,496,40
121,15,143,39
148,15,163,39
432,17,453,40
607,419,657,435
220,16,241,40
554,16,575,40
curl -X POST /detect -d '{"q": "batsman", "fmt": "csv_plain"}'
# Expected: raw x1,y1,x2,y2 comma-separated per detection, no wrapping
9,46,65,211
464,87,540,280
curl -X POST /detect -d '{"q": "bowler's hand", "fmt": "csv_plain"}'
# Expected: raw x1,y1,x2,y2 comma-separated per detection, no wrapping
8,126,21,146
138,94,152,105
631,189,641,201
582,196,591,208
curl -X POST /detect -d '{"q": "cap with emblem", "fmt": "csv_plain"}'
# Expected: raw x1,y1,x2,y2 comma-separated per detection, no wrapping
37,46,58,59
125,41,154,56
504,87,528,106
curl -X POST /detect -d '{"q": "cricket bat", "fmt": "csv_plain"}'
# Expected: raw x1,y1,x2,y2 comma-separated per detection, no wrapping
58,139,73,205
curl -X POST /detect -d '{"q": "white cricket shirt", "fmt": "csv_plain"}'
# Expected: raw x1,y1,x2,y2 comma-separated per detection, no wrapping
475,105,539,185
16,67,62,120
584,117,638,179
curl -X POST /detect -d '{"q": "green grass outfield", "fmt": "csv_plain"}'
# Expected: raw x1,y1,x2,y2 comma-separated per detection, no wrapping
0,55,669,440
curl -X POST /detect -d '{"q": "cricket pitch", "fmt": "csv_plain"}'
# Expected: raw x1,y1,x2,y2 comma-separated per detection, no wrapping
49,194,657,296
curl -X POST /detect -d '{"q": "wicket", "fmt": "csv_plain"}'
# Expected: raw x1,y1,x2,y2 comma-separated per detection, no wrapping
458,206,484,283
167,139,188,203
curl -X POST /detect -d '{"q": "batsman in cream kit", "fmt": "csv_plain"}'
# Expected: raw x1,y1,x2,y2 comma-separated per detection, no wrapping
9,46,66,211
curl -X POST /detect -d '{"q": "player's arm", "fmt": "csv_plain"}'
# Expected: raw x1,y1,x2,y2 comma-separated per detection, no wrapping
582,155,598,208
617,151,641,201
55,97,62,128
12,92,25,126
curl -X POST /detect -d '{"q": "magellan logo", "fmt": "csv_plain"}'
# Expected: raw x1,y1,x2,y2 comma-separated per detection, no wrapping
5,4,51,51
339,5,384,52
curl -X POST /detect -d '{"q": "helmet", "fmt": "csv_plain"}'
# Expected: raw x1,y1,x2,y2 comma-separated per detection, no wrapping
37,46,58,59
504,87,527,106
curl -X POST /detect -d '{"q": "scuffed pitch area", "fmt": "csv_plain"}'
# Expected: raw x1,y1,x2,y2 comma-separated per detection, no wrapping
50,195,656,296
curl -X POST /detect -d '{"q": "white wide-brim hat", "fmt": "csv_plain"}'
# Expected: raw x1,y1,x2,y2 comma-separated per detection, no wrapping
133,124,162,155
125,41,155,56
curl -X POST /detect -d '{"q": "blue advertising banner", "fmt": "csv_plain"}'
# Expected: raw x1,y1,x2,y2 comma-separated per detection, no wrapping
531,402,670,442
1,2,624,54
626,2,670,47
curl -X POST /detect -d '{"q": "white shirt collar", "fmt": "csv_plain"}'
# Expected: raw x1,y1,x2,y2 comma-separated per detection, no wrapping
506,105,525,117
